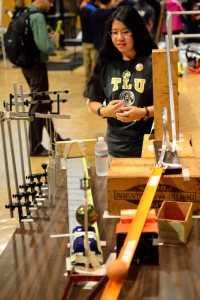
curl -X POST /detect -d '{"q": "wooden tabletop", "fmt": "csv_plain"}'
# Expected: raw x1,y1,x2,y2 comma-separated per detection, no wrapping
0,168,200,300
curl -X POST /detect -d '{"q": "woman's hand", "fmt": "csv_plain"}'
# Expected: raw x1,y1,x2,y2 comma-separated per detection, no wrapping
116,106,145,123
102,100,124,118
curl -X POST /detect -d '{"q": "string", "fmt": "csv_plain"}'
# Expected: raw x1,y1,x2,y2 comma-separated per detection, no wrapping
53,93,56,150
121,58,135,78
46,113,50,156
48,111,52,158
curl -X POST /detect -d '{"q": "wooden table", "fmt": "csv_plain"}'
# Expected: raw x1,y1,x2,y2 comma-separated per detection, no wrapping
0,168,200,300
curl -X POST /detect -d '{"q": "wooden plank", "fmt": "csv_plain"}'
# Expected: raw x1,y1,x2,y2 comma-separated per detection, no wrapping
152,49,179,142
155,1,167,43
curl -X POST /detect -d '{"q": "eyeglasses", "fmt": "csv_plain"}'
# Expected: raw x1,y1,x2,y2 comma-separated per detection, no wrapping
109,30,132,37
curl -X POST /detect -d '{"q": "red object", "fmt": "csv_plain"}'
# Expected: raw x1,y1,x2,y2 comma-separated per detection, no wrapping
120,208,156,224
71,274,104,282
116,220,159,265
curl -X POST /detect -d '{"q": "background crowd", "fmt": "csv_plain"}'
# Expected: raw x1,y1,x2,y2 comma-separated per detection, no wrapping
79,0,200,81
2,0,200,156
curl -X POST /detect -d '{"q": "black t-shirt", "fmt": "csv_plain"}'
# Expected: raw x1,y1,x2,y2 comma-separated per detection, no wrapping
84,53,154,158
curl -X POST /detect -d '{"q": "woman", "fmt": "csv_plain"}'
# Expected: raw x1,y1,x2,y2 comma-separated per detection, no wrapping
84,6,157,159
162,0,184,47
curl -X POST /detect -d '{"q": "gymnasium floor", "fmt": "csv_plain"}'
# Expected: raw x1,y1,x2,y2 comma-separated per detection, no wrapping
0,48,200,255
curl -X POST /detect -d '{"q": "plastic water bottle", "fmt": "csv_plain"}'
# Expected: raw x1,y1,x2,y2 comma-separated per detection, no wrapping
95,137,109,176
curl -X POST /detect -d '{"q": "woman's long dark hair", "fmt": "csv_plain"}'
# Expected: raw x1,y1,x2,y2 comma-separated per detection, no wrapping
84,5,157,93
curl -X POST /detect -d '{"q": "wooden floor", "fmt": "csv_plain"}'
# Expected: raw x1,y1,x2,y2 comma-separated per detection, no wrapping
0,48,200,256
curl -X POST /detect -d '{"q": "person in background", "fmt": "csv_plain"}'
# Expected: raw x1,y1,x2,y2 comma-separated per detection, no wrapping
182,0,200,44
118,0,137,6
110,0,119,9
80,0,100,82
80,0,89,8
21,0,69,156
146,0,161,40
90,0,113,53
163,0,184,47
134,0,155,34
4,0,26,69
3,0,25,19
84,6,157,160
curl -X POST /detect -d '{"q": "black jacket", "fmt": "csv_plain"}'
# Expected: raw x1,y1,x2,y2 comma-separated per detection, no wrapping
80,3,99,43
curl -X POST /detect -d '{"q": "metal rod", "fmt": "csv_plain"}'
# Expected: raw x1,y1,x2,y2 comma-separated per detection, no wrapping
165,35,176,152
13,83,29,216
20,84,32,177
16,89,70,97
163,107,172,151
7,112,70,120
166,11,200,48
13,83,26,186
34,113,70,119
47,156,52,206
166,12,173,47
9,99,68,106
168,10,200,15
158,107,171,168
84,189,89,270
172,34,200,39
0,112,13,217
51,161,56,205
4,102,22,217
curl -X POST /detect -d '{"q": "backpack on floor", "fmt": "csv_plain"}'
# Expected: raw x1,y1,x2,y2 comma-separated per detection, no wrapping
5,8,41,69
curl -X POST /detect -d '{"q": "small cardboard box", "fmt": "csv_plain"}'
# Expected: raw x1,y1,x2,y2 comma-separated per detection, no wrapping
120,209,156,224
107,157,200,215
156,201,193,244
116,221,159,265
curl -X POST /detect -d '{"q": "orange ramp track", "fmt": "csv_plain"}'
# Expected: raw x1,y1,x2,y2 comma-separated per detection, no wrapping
100,165,164,300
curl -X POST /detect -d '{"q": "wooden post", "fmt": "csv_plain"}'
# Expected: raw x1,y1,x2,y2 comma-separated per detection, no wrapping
155,0,167,43
152,48,179,142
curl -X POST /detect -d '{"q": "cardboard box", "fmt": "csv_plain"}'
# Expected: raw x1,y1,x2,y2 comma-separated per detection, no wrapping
156,201,193,244
116,221,159,265
107,157,200,215
120,209,156,224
